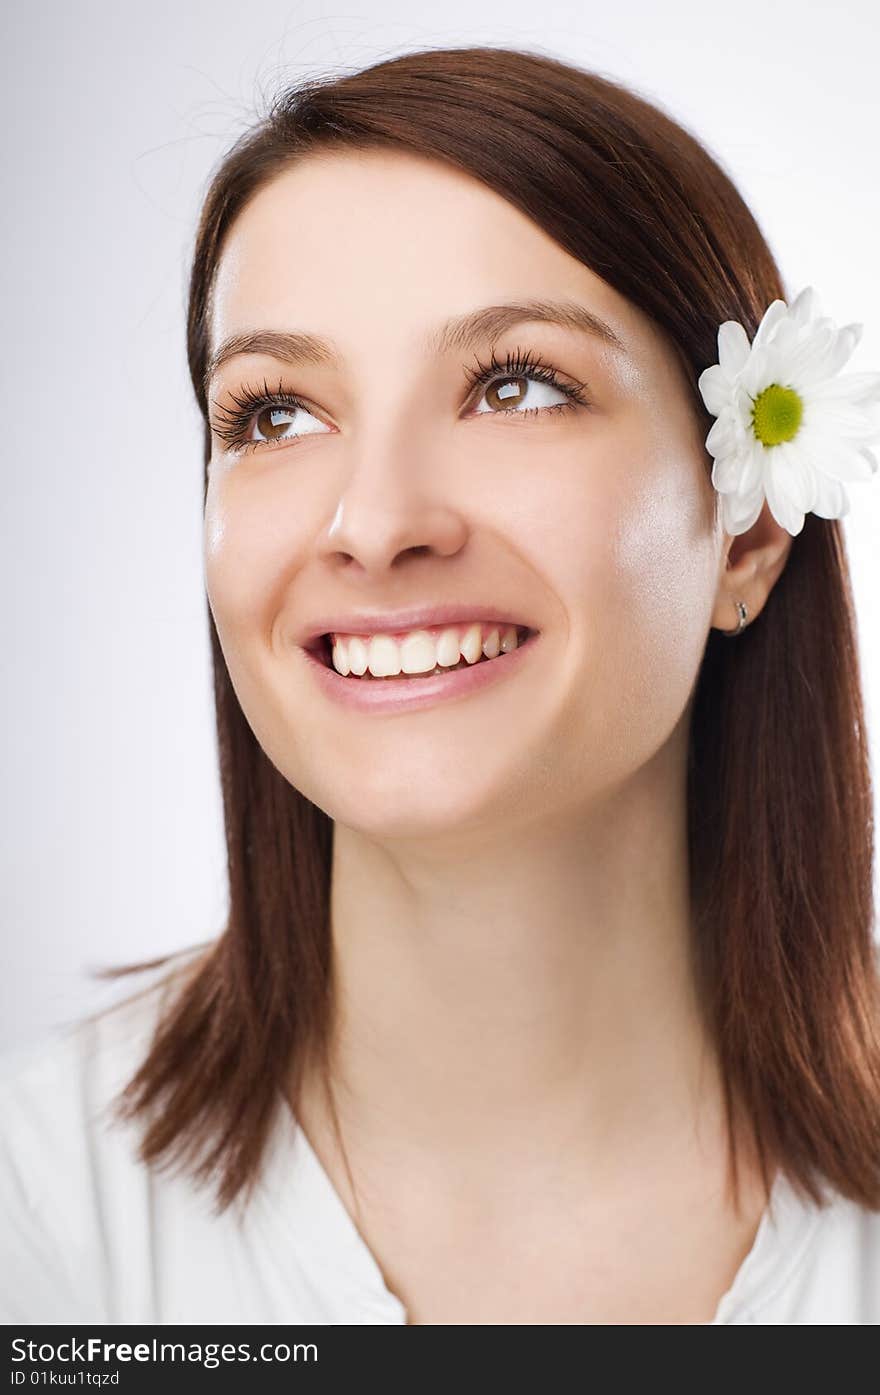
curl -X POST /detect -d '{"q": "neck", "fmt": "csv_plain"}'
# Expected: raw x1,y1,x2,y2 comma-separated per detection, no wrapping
296,720,739,1204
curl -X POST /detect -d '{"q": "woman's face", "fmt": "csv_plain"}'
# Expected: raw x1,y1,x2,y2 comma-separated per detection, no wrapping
203,150,723,839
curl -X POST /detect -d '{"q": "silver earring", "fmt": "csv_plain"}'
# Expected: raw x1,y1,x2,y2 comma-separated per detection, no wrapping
721,599,749,637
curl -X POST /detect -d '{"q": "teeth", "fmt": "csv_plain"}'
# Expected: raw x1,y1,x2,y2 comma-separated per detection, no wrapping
401,631,437,674
328,622,526,679
347,636,368,676
459,623,483,665
436,627,461,668
367,634,401,677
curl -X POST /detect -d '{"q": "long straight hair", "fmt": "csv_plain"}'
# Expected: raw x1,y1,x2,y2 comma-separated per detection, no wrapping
94,45,880,1218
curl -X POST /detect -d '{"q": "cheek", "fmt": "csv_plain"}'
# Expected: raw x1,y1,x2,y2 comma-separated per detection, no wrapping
606,437,717,687
202,472,315,749
602,476,715,746
203,471,310,645
525,427,717,779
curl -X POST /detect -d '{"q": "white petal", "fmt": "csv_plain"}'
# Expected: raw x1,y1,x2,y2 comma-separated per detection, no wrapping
809,371,880,409
820,323,863,377
698,363,733,417
732,381,756,426
721,486,765,536
766,316,801,359
705,412,739,456
752,300,788,351
741,343,772,397
787,286,821,327
809,437,879,482
717,321,752,376
783,324,836,388
773,441,817,511
711,449,752,492
806,398,878,439
764,448,807,534
811,472,849,520
739,438,766,493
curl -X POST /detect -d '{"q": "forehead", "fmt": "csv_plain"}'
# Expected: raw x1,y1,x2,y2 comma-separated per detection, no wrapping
212,148,575,298
206,149,675,398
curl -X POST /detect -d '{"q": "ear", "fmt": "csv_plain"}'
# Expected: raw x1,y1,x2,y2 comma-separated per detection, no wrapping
711,499,794,635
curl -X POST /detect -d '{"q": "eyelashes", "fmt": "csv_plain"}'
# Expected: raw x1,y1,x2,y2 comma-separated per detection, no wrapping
211,379,317,455
209,345,593,456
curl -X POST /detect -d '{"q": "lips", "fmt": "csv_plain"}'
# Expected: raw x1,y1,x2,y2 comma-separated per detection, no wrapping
301,626,542,714
298,604,540,652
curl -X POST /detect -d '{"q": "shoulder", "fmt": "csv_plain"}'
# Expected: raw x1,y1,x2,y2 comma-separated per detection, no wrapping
807,1188,880,1322
0,944,209,1169
0,945,209,1322
748,1176,880,1324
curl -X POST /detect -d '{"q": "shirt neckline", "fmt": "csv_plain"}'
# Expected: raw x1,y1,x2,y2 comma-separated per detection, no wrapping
707,1164,826,1323
253,1091,825,1325
251,1093,408,1322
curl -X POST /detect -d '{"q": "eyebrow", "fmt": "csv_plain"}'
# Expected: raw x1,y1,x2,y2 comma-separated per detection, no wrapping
203,298,627,397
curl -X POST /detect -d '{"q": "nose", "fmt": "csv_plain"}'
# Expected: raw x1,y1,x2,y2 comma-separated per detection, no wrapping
317,438,468,577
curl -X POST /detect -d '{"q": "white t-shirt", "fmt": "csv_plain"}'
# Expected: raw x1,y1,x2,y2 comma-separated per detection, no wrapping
2,951,879,1325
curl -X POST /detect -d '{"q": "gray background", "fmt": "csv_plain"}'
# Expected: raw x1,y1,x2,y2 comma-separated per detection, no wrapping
2,0,878,1051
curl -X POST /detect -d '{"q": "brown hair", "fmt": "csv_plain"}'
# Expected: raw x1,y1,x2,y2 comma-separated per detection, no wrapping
93,45,880,1218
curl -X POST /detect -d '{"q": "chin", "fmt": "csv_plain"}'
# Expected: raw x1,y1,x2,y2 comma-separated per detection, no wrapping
324,777,504,841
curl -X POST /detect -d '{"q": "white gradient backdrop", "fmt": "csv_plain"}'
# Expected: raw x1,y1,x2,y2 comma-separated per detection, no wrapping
2,1,878,1051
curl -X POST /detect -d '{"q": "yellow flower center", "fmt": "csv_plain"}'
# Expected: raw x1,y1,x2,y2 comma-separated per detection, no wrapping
751,383,803,446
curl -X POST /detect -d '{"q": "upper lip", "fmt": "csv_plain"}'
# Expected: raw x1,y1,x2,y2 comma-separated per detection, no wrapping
298,604,539,649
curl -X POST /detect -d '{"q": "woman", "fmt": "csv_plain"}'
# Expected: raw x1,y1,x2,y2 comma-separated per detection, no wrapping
3,45,879,1326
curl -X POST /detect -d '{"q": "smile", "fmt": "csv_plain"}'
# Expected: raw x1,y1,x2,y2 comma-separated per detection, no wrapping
300,624,542,715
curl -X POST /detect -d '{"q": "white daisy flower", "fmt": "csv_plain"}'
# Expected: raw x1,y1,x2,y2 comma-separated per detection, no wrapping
697,286,880,536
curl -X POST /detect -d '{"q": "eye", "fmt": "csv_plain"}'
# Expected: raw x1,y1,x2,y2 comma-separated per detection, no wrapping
473,374,570,415
464,346,592,420
210,377,331,455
